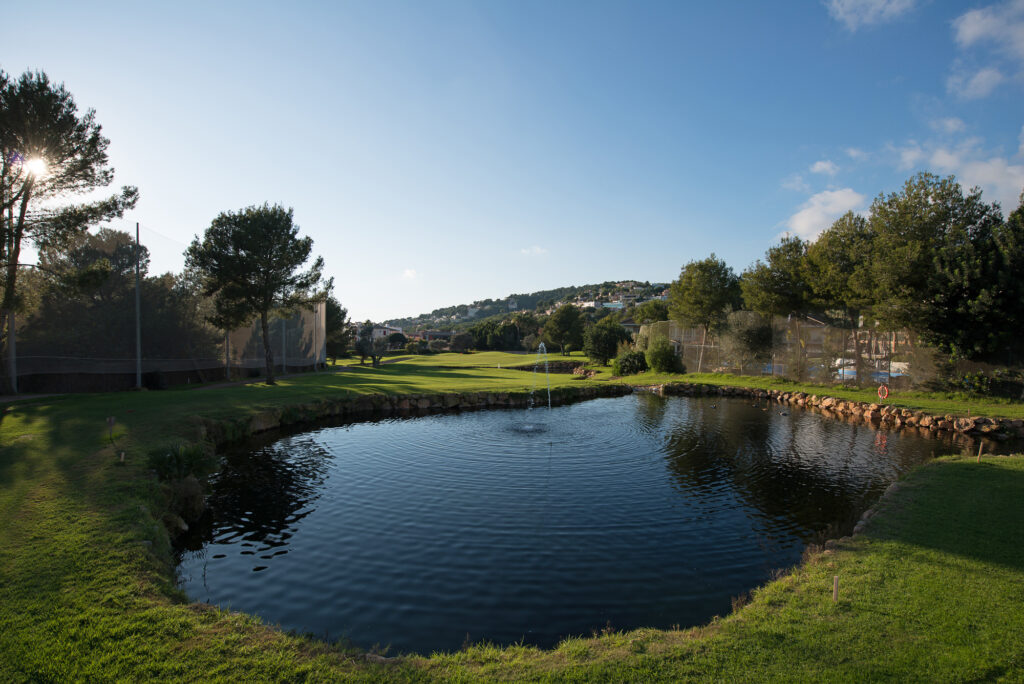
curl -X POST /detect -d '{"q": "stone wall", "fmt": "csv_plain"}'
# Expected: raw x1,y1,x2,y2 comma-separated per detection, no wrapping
192,383,633,447
653,382,1024,440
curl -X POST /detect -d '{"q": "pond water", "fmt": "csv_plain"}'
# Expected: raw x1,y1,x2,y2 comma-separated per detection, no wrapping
176,394,984,654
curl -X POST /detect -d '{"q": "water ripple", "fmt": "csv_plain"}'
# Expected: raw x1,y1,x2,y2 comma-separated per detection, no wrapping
177,394,973,654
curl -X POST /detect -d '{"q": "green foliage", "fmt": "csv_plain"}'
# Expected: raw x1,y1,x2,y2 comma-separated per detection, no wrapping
324,295,351,360
741,236,809,318
146,442,211,481
184,203,328,384
867,173,1002,333
469,318,521,350
612,349,648,376
544,304,584,355
354,320,374,363
919,195,1024,362
632,299,669,323
387,331,408,349
668,254,741,334
583,319,631,365
0,70,138,390
720,311,773,373
404,339,428,354
645,337,684,374
450,332,473,353
18,229,220,361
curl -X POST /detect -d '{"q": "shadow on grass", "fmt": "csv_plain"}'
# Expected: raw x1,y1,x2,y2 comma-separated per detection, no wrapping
868,459,1024,573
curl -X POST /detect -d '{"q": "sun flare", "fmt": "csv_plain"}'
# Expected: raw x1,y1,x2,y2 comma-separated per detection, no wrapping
24,157,47,177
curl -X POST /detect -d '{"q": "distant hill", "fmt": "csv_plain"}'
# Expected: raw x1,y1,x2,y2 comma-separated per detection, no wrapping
385,280,668,331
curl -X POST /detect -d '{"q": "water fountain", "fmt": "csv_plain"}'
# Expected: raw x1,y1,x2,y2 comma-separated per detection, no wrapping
531,341,551,410
514,342,551,434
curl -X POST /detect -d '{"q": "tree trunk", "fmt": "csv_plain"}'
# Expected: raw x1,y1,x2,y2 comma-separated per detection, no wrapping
261,310,276,385
1,187,32,394
697,325,707,373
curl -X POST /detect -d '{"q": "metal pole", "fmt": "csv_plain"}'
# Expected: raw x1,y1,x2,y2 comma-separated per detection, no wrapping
8,310,16,394
135,222,142,389
281,316,286,375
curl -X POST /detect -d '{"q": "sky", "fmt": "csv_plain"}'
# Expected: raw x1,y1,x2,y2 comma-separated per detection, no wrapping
4,0,1024,321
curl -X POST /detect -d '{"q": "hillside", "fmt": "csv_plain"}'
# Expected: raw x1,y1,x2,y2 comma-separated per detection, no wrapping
385,280,669,331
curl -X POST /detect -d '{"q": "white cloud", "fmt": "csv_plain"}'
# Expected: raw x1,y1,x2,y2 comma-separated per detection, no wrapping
781,174,810,192
785,188,866,240
930,117,966,134
930,148,961,171
810,160,839,175
947,67,1006,99
402,268,417,280
519,245,548,256
825,0,916,30
958,157,1024,210
846,147,868,160
953,0,1024,61
892,133,1024,210
892,143,925,170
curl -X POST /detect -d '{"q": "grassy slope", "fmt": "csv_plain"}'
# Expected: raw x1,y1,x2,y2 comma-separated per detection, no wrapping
1,362,1023,681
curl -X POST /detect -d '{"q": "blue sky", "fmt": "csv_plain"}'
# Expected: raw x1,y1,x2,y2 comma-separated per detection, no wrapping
5,0,1023,321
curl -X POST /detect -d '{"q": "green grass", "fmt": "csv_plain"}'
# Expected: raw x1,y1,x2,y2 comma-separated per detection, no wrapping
2,366,1023,681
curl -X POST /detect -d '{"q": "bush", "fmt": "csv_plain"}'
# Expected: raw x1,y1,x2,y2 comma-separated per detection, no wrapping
612,350,648,376
405,340,428,355
646,337,684,374
148,442,211,481
427,339,448,353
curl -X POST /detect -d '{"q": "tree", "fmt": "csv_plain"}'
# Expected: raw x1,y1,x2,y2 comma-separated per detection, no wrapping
740,236,809,319
0,70,139,390
867,173,1002,333
804,212,876,384
668,254,741,372
543,304,584,355
354,321,374,364
646,337,684,374
324,295,351,362
583,318,630,365
450,332,473,353
720,310,773,374
20,229,219,365
741,236,810,377
184,204,327,384
633,299,669,323
920,192,1024,362
387,331,408,349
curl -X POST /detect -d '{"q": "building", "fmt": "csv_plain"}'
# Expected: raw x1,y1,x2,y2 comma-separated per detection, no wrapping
372,325,403,341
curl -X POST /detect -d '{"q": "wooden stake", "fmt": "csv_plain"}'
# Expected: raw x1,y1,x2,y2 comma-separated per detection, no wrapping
977,442,984,463
833,575,839,602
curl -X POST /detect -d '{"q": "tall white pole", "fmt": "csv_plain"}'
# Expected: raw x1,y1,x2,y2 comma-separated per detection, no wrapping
135,222,142,389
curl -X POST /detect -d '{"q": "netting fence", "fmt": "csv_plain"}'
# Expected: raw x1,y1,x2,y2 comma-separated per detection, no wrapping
1,220,328,395
7,303,326,394
639,317,1021,396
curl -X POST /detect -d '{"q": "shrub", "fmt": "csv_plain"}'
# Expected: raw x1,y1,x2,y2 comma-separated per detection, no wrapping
148,442,211,481
612,350,648,376
427,339,448,353
646,337,684,374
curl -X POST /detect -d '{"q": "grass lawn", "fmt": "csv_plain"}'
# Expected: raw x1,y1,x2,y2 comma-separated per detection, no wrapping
1,365,1023,681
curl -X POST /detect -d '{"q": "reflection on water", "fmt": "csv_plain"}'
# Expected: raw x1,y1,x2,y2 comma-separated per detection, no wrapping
177,394,1009,654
